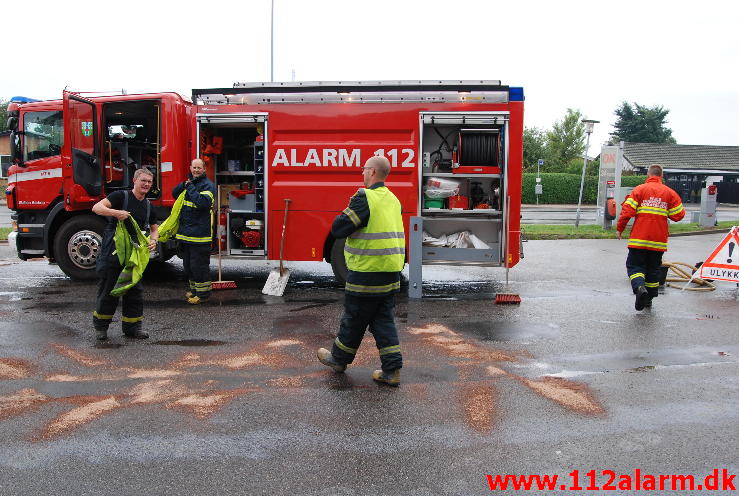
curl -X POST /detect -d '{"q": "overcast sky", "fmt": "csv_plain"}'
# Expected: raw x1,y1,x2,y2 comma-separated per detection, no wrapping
3,0,738,152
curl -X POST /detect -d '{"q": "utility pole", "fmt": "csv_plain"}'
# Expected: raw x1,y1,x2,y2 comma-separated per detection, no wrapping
270,0,274,82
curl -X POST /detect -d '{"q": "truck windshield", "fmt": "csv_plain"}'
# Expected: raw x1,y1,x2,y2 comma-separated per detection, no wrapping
23,110,63,161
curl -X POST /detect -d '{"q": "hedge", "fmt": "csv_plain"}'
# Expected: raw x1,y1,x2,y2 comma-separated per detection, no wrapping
521,173,646,204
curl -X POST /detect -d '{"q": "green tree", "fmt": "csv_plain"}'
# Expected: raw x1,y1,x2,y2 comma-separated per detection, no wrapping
0,98,8,132
564,156,600,176
611,101,676,143
546,108,586,169
523,126,548,169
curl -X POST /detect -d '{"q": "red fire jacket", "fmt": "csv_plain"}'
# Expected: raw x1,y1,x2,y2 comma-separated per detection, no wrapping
617,176,685,251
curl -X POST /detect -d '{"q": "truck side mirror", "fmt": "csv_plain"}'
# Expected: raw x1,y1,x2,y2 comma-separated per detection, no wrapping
9,130,23,167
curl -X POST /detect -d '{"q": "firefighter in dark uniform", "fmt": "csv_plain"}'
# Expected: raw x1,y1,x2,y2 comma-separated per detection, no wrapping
91,168,159,340
172,158,216,304
317,155,405,386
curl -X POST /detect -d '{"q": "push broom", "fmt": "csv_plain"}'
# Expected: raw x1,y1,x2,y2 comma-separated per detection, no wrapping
212,188,236,290
495,194,521,304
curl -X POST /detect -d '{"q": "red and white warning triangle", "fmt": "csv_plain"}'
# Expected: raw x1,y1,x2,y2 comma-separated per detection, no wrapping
698,226,739,282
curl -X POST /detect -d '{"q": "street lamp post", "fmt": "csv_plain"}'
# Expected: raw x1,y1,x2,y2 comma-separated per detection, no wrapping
270,0,274,82
575,119,599,228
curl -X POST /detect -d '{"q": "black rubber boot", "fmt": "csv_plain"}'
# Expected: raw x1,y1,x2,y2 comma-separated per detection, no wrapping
123,322,149,339
95,326,108,341
635,286,649,311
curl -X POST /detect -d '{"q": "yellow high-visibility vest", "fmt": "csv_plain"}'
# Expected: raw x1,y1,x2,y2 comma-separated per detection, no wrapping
344,187,405,272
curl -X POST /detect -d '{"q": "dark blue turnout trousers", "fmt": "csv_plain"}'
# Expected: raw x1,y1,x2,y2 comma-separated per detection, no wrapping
181,243,212,298
331,293,403,372
93,257,144,334
626,247,663,297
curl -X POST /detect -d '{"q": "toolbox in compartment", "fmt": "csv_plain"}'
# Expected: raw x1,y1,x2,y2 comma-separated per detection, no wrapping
229,190,256,211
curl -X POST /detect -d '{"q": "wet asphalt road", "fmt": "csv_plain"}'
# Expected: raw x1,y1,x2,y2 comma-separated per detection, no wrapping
0,237,737,495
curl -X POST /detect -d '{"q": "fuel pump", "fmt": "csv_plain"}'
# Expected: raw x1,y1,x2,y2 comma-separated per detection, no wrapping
603,180,617,229
699,184,718,227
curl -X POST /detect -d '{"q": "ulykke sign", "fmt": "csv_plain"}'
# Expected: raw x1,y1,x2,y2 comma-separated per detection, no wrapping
698,226,739,282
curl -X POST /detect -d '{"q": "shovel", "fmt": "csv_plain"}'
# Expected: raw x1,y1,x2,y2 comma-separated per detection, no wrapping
262,198,291,296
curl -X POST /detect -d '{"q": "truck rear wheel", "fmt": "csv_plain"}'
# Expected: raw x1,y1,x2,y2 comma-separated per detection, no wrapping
330,238,348,285
53,215,106,281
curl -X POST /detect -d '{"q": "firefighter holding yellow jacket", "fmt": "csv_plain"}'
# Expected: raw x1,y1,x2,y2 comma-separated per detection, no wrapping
172,159,216,304
91,168,159,340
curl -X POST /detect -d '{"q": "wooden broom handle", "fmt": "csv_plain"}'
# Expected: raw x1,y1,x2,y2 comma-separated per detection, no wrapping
279,199,291,274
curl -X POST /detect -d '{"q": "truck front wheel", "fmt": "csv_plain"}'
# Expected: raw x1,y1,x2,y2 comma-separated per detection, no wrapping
330,237,348,285
53,215,106,281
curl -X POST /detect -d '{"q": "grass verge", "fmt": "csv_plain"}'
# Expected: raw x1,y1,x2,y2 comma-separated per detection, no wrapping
522,221,738,240
0,228,11,241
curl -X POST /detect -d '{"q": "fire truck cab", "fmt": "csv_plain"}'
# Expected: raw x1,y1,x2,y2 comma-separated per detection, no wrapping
6,91,191,279
6,81,524,286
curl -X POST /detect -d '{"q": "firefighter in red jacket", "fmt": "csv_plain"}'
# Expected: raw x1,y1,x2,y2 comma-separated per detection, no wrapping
617,164,685,310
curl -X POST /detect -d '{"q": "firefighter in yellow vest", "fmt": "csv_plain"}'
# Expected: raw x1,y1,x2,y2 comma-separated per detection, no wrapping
317,155,405,386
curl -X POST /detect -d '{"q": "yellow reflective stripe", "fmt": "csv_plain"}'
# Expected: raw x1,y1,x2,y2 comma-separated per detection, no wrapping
175,234,212,243
636,206,668,216
645,282,660,287
334,337,357,354
345,281,401,293
629,238,667,249
625,198,638,209
668,203,684,215
378,344,401,355
349,231,405,240
121,315,144,323
183,200,198,208
200,190,214,199
629,272,645,281
343,207,361,227
344,246,405,256
93,311,113,320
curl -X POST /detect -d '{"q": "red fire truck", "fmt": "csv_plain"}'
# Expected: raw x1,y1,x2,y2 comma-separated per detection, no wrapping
5,81,524,284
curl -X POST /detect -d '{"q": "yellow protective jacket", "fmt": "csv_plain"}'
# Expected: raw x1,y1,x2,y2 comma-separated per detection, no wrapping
156,191,186,243
617,176,685,251
109,216,151,297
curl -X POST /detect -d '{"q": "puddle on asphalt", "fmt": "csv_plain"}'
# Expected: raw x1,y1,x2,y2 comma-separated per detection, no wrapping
152,339,228,347
628,365,656,373
452,321,560,342
289,303,330,312
94,342,123,349
0,292,24,302
272,316,321,335
511,347,739,378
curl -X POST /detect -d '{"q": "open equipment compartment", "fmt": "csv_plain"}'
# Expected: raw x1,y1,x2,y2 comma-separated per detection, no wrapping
419,111,508,255
197,113,267,257
409,111,510,298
